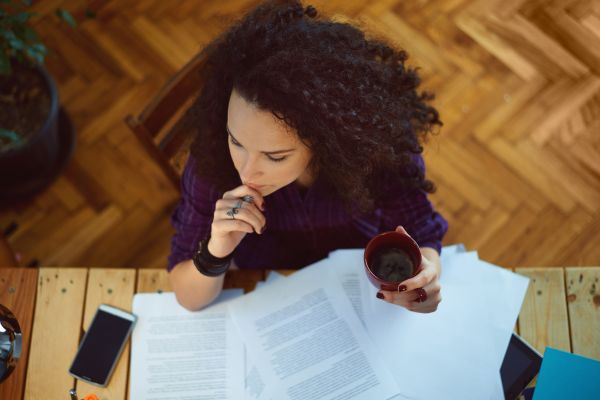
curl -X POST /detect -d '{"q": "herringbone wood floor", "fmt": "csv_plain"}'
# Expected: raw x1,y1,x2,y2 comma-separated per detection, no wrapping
2,0,599,269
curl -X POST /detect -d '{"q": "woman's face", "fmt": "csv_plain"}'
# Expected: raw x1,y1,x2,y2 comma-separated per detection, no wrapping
226,88,314,197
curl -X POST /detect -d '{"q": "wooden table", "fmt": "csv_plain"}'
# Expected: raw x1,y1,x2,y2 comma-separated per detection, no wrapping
0,266,598,400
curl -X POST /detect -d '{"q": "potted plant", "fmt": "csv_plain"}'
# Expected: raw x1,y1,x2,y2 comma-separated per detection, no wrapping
0,0,81,206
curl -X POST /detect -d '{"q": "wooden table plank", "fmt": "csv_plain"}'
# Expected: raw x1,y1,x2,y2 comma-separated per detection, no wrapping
515,267,571,354
135,269,267,294
24,268,88,400
133,270,171,400
10,265,596,400
76,269,136,400
270,269,295,277
136,269,170,293
565,267,600,359
0,268,38,400
223,270,266,292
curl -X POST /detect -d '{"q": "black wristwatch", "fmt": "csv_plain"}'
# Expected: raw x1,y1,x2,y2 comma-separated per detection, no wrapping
192,236,233,277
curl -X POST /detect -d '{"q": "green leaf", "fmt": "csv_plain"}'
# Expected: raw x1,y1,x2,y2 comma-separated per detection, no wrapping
25,44,44,64
22,25,39,42
13,11,32,24
55,8,76,28
2,30,17,41
8,38,24,50
0,128,23,144
31,42,47,54
24,45,34,56
5,31,25,50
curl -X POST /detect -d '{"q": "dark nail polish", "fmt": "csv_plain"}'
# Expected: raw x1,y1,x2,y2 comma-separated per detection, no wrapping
399,285,407,292
376,292,384,299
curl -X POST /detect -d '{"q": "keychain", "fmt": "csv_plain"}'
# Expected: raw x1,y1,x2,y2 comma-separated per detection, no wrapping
69,388,99,400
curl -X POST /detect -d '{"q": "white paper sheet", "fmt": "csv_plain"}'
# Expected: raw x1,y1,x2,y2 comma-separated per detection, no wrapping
291,253,370,328
440,243,466,255
255,271,286,290
363,251,529,399
490,372,505,400
266,271,285,283
246,268,319,400
327,245,468,329
128,244,520,400
326,247,513,399
228,263,401,400
244,348,269,400
130,290,245,400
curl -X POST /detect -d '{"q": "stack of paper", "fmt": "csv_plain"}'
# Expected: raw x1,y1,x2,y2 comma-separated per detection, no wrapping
130,289,245,399
130,245,530,400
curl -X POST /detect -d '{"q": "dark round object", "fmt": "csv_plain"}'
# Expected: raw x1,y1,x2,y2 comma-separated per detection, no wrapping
364,230,422,291
0,304,22,384
370,247,415,282
0,64,76,208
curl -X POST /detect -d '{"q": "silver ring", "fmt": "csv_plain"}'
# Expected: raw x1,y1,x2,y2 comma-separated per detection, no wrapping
234,199,243,209
226,207,239,219
242,195,254,203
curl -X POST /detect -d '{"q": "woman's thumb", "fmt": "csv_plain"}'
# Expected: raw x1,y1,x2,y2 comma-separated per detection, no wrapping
395,225,409,235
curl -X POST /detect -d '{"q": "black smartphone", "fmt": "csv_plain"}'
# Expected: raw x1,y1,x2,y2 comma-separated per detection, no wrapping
500,333,543,400
68,304,137,387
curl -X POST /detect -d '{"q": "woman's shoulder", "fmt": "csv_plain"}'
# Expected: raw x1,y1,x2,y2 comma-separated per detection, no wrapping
370,153,428,204
181,156,224,200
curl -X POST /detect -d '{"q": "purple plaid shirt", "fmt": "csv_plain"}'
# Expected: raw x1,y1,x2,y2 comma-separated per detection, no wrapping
167,156,448,271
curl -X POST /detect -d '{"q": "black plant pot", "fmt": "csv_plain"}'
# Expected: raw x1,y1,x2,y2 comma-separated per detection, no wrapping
0,64,76,207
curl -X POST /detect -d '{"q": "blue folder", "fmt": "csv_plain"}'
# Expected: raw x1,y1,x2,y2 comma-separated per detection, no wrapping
532,347,600,400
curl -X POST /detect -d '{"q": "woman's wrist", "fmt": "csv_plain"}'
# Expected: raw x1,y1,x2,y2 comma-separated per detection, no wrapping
193,236,233,277
207,237,235,259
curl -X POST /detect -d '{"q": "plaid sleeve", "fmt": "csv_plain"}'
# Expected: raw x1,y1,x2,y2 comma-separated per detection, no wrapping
167,157,221,272
378,154,449,254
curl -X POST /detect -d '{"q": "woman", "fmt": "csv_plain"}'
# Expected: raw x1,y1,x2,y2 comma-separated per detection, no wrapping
168,0,448,313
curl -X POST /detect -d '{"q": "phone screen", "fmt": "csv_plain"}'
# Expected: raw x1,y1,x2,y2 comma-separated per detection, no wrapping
69,308,134,385
500,333,542,399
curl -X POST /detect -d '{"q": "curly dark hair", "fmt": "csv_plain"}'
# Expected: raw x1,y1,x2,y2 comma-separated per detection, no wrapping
186,0,443,214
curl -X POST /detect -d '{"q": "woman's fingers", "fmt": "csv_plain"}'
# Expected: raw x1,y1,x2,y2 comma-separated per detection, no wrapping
395,225,409,235
377,290,411,307
378,289,421,306
215,199,265,234
409,290,442,313
378,281,441,311
217,198,265,228
397,261,435,293
213,218,255,234
378,290,440,313
222,185,266,211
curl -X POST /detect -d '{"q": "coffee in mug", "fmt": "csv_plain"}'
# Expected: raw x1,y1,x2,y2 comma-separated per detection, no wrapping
364,230,422,291
370,247,415,283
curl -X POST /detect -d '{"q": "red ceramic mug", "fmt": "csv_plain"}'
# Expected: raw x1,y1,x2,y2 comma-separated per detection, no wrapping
364,230,422,291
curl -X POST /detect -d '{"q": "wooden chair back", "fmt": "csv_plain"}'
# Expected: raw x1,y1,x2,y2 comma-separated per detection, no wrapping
124,51,208,190
0,235,18,267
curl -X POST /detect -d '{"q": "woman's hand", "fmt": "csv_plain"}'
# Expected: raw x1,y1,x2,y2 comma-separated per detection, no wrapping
377,226,442,313
208,184,267,258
